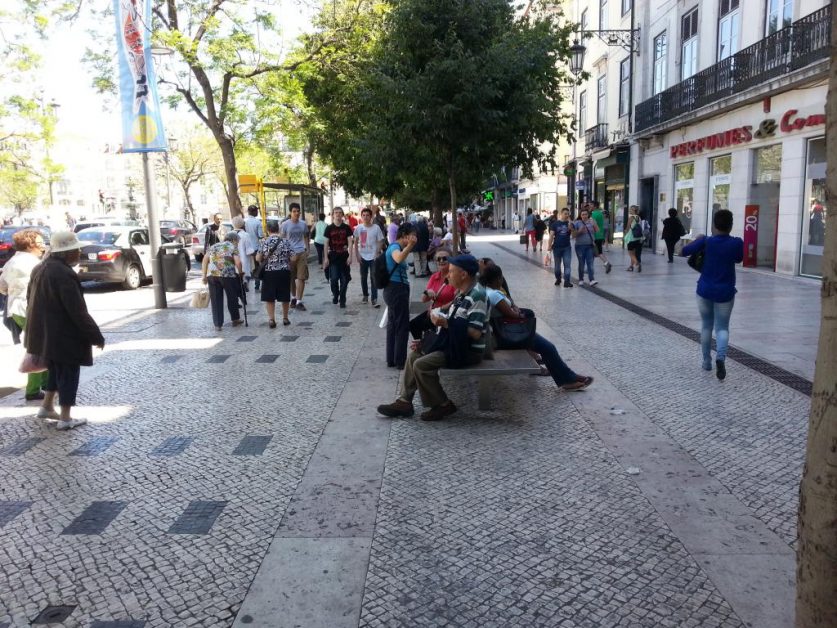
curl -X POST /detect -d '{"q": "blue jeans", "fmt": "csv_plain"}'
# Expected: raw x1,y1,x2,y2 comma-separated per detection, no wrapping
531,333,576,387
328,255,351,305
552,245,572,282
359,257,377,301
697,296,735,362
575,244,595,281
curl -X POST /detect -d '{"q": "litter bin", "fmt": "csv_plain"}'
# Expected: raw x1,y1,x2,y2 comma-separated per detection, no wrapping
159,244,188,292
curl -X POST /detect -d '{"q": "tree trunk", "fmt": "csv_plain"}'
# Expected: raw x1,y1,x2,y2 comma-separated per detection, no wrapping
305,145,317,187
181,181,195,223
795,8,837,626
218,136,242,219
448,164,459,255
431,187,442,228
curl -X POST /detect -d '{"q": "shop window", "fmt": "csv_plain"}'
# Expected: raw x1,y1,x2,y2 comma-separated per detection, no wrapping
751,144,782,269
708,154,731,228
766,0,793,35
753,144,782,183
674,162,695,235
681,8,699,79
653,32,667,95
800,137,825,277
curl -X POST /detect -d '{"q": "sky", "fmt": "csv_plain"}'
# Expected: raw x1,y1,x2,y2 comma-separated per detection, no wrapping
38,0,319,146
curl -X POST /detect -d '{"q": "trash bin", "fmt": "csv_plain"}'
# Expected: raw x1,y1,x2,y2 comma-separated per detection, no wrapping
159,244,187,292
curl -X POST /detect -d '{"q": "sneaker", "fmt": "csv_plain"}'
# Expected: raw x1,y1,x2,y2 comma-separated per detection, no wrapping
362,295,369,303
562,375,594,391
420,400,457,421
563,281,573,288
332,296,339,304
214,326,223,332
295,302,307,312
377,399,415,418
36,408,59,420
554,279,561,286
339,302,346,308
589,280,599,287
55,418,87,431
626,267,634,272
637,264,642,273
372,300,380,308
605,262,612,274
716,359,726,380
702,359,713,371
25,391,45,401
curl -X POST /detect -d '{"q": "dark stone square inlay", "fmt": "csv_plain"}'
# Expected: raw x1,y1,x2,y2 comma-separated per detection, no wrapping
150,436,194,456
280,335,299,342
311,310,325,315
70,436,119,457
161,355,181,364
0,501,32,528
32,605,76,624
232,435,273,456
168,500,227,535
61,501,127,535
296,321,313,327
90,621,147,628
335,322,351,327
207,354,231,363
344,310,359,315
307,355,328,363
256,354,279,364
0,437,45,456
246,310,259,315
324,336,342,343
237,335,258,342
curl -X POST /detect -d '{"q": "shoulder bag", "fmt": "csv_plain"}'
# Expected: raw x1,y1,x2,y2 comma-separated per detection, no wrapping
582,222,599,257
254,238,281,281
492,307,536,350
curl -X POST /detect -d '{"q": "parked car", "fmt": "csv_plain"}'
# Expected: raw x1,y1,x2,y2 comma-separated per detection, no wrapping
77,226,190,290
73,217,139,233
190,221,233,263
160,219,197,244
0,226,51,269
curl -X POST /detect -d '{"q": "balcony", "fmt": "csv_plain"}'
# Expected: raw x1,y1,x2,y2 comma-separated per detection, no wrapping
634,4,831,133
584,123,609,152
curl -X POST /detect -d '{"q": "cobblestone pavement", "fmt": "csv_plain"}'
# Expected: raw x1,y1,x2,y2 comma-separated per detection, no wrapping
0,238,811,627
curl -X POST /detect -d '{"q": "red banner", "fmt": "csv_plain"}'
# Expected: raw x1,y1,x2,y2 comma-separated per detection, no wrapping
743,205,759,268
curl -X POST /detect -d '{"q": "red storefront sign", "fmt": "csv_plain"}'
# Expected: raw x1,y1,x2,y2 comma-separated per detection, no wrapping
743,205,759,268
670,109,825,160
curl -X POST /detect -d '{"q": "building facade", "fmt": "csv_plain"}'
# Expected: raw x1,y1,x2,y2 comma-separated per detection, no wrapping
563,0,829,278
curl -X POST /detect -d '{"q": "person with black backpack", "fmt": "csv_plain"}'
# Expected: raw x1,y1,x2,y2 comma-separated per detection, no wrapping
624,205,645,272
381,222,417,369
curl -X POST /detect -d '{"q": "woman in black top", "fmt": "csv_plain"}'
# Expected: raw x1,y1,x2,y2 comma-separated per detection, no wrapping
661,208,686,263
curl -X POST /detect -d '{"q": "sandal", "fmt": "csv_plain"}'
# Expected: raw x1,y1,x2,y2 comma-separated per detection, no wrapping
268,320,277,329
283,318,291,326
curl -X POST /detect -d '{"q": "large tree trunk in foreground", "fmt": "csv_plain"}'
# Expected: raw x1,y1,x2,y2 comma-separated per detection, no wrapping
795,9,837,626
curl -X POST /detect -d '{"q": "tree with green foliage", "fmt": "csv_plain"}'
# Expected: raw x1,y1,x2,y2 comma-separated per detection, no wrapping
302,0,578,250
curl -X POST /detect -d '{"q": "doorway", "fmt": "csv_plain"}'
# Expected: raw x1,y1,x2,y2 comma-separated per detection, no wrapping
751,145,782,270
640,177,658,245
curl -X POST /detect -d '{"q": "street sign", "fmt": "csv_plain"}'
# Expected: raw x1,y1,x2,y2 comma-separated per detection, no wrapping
563,166,576,176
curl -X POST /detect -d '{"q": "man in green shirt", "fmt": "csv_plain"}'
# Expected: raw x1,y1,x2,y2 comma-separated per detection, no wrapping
590,201,613,274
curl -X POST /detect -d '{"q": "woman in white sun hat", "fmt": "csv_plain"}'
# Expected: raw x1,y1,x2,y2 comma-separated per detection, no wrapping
25,231,105,430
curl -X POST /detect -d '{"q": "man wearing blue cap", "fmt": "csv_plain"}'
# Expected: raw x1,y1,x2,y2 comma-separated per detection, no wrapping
378,253,487,421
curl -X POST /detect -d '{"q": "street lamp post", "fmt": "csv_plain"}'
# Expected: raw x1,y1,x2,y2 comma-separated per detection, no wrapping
568,41,585,214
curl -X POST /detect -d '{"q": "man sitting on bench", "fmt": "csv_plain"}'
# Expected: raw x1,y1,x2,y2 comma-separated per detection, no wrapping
378,254,487,422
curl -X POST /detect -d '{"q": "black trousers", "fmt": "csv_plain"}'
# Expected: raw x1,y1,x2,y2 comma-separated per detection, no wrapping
44,361,81,407
208,276,241,327
384,282,410,368
409,310,433,340
328,255,351,305
664,238,678,262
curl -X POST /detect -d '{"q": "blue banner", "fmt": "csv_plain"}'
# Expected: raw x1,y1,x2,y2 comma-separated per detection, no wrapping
113,0,167,153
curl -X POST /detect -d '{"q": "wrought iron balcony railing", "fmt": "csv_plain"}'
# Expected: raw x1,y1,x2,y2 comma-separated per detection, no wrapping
634,4,831,133
584,123,609,152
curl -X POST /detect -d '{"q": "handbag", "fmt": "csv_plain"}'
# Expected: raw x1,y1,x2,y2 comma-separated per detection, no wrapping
253,237,281,280
191,288,210,308
19,353,48,374
687,248,705,272
491,307,536,350
519,234,527,244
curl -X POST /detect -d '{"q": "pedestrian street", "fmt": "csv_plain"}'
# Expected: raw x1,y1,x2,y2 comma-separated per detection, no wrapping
0,232,813,627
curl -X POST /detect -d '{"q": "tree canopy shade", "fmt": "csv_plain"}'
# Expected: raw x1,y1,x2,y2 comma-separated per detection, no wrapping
302,0,579,247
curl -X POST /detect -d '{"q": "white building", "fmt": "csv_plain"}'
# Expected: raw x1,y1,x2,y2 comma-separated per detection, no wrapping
564,0,829,277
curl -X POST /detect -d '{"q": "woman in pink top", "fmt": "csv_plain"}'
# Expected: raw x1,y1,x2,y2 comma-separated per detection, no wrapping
408,247,455,342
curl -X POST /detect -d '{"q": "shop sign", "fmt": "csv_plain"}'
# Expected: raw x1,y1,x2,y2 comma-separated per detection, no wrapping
670,109,825,160
743,205,759,268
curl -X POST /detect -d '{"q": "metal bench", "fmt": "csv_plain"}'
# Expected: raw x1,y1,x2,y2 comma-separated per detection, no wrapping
440,349,540,410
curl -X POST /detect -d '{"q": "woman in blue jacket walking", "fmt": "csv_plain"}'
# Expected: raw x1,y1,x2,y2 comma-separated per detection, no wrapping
682,209,744,380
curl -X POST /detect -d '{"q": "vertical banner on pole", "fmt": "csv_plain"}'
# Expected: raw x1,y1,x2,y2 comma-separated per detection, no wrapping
743,204,759,268
114,0,167,153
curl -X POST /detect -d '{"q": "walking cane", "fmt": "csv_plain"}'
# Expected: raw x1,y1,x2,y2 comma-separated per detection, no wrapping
238,274,249,327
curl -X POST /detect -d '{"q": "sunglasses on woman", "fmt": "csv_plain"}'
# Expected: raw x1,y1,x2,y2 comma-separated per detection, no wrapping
436,257,449,263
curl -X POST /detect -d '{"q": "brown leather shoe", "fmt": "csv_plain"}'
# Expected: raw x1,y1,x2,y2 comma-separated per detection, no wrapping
231,319,244,327
562,375,594,391
420,400,457,421
377,399,414,418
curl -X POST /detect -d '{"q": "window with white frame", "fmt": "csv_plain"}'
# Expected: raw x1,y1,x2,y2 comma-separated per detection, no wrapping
622,0,631,16
579,90,587,131
766,0,793,34
653,32,667,94
718,0,740,60
581,8,589,32
597,75,607,124
681,8,699,79
599,0,608,30
618,59,630,116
